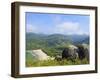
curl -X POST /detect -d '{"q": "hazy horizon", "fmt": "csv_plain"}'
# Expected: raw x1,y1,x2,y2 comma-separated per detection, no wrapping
26,32,89,36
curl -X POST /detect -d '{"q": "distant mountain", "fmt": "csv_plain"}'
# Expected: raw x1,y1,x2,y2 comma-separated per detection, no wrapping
26,33,89,44
80,37,89,44
26,33,89,49
26,33,69,48
68,34,89,44
26,33,47,39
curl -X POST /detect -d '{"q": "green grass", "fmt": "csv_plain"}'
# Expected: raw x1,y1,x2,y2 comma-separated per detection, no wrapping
26,53,89,67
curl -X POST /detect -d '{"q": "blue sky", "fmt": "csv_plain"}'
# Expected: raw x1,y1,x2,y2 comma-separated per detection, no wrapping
26,12,90,35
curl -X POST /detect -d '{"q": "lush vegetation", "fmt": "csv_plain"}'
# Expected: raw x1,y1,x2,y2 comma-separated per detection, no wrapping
26,33,89,57
26,52,89,67
26,33,89,67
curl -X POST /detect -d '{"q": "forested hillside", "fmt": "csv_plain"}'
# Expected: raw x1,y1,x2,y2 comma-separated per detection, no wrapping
26,33,89,57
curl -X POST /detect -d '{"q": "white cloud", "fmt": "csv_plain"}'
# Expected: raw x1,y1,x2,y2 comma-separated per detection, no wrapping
54,21,80,34
52,21,89,35
76,30,89,35
26,24,37,33
58,22,79,31
26,22,89,35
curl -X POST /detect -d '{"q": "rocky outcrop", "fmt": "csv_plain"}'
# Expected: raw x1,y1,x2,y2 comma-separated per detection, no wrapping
55,55,62,61
77,44,89,60
27,49,55,61
62,45,79,60
62,44,89,60
30,49,50,60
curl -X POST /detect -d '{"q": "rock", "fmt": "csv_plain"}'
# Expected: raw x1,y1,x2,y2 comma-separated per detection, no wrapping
55,55,62,61
62,45,78,60
27,49,55,61
77,44,89,60
31,49,50,60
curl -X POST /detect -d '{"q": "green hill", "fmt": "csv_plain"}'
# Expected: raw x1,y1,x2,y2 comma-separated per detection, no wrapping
26,33,89,57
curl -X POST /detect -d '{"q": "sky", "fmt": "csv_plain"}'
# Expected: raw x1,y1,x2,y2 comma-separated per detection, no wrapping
26,12,90,35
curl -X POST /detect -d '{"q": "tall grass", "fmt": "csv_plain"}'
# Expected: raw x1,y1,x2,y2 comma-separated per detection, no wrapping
26,51,89,67
26,58,89,67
